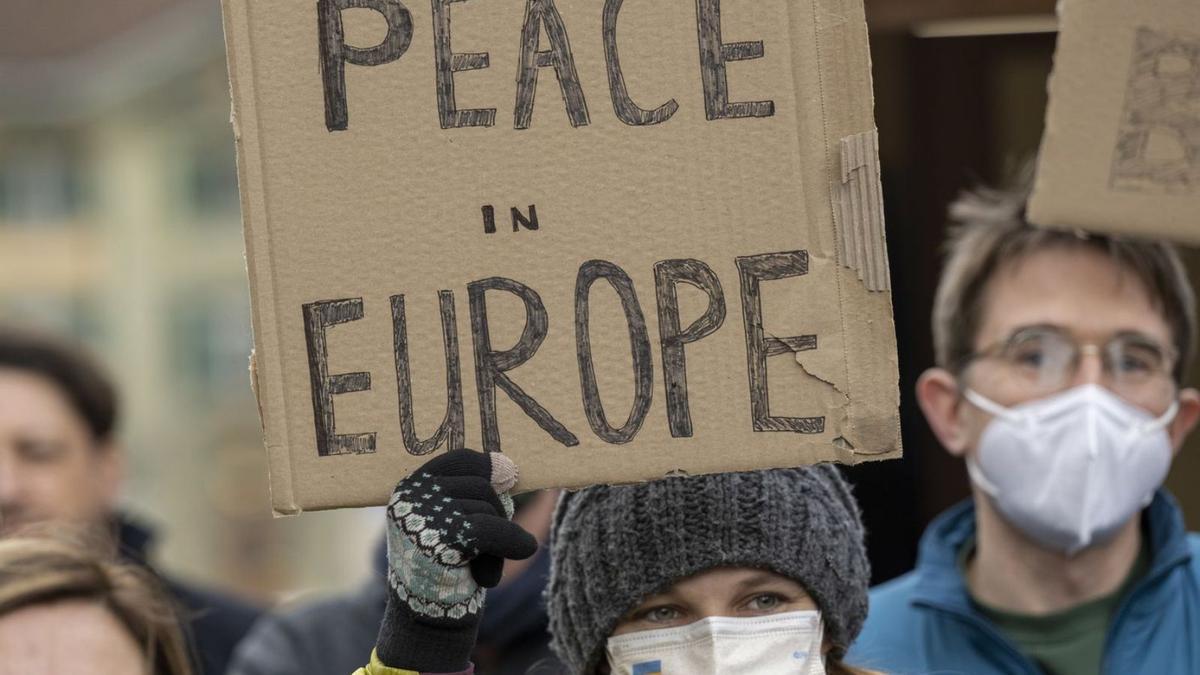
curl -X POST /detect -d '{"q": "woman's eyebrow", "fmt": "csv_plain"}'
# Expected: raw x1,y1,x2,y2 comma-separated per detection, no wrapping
731,571,794,592
628,590,681,610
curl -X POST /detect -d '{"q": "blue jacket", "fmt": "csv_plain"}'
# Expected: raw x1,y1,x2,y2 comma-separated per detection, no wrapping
849,491,1200,675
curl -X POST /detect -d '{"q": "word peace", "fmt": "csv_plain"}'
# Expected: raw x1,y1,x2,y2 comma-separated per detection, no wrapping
318,0,775,130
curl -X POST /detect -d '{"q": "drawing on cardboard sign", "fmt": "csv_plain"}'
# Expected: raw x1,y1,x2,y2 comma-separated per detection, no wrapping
1110,27,1200,196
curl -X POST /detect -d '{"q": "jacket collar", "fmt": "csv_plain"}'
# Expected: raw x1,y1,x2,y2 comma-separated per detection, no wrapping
1133,490,1193,581
910,489,1193,614
113,512,157,567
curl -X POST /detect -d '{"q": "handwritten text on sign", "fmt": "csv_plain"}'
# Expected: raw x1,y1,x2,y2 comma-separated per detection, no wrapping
305,252,822,457
301,0,820,460
224,0,900,510
317,0,774,130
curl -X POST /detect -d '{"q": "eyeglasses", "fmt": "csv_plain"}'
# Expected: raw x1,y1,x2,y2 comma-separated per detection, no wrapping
960,325,1177,403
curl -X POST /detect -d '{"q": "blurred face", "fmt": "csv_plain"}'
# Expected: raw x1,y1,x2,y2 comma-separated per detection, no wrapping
610,567,818,637
0,599,148,675
0,369,121,536
919,246,1200,463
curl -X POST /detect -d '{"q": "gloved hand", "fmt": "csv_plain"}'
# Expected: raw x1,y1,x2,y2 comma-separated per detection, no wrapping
376,449,538,672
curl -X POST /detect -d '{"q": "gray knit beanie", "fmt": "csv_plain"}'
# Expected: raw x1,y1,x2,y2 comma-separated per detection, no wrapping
545,465,870,675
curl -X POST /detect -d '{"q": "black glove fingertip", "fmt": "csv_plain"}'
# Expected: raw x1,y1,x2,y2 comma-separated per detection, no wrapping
470,554,504,588
512,528,538,561
420,448,492,480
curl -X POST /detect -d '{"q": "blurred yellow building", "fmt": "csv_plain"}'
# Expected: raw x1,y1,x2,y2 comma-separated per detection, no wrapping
0,0,380,600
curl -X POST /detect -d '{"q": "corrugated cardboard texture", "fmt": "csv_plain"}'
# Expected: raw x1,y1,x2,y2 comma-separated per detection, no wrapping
837,130,889,292
1030,0,1200,243
222,0,901,514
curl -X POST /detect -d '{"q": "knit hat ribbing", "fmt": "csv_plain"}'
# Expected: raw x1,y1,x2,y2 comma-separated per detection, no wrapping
545,465,870,675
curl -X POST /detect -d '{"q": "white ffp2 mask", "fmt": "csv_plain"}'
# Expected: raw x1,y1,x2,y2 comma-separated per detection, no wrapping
964,384,1177,555
605,610,826,675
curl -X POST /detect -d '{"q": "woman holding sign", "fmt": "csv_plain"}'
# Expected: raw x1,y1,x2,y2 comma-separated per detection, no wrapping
353,449,880,675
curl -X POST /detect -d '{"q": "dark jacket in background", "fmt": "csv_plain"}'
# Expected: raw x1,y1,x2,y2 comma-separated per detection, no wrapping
228,538,560,675
117,515,262,675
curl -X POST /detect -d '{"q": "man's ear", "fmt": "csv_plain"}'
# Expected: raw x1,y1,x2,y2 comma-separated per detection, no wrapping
916,368,970,457
1168,387,1200,454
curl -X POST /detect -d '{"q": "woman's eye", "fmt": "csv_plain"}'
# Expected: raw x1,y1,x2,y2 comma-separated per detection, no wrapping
747,594,783,611
644,606,681,623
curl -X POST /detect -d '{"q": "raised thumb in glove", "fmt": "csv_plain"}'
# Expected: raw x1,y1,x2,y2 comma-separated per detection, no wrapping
377,449,536,671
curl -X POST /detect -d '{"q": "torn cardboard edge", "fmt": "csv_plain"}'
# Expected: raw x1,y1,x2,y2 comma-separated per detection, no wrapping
268,444,899,515
836,130,891,292
802,6,901,462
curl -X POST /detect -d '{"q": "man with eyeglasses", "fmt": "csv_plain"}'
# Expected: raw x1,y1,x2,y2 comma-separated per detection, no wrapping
849,185,1200,675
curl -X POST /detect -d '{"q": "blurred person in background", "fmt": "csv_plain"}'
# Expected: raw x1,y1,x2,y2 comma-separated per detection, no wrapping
0,532,193,675
851,184,1200,674
0,328,260,675
229,489,561,675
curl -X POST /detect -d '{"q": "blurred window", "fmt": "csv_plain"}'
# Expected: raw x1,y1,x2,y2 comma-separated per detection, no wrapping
169,287,251,399
184,138,240,220
0,136,88,226
0,293,104,344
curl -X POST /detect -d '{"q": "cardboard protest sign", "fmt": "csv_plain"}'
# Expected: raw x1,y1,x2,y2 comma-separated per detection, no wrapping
222,0,900,514
1030,0,1200,243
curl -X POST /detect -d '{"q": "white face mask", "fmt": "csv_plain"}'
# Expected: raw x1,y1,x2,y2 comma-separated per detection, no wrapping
964,384,1177,555
605,610,825,675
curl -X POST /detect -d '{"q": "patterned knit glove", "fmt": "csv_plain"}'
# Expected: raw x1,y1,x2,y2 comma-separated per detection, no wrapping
376,449,538,672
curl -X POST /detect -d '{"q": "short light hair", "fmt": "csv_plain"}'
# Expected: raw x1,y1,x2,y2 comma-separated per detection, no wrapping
933,182,1196,383
0,533,193,675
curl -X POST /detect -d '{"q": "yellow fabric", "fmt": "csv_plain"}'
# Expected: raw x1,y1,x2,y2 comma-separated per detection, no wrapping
352,649,420,675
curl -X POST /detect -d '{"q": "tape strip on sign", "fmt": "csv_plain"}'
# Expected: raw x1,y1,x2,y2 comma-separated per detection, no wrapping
836,130,891,293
